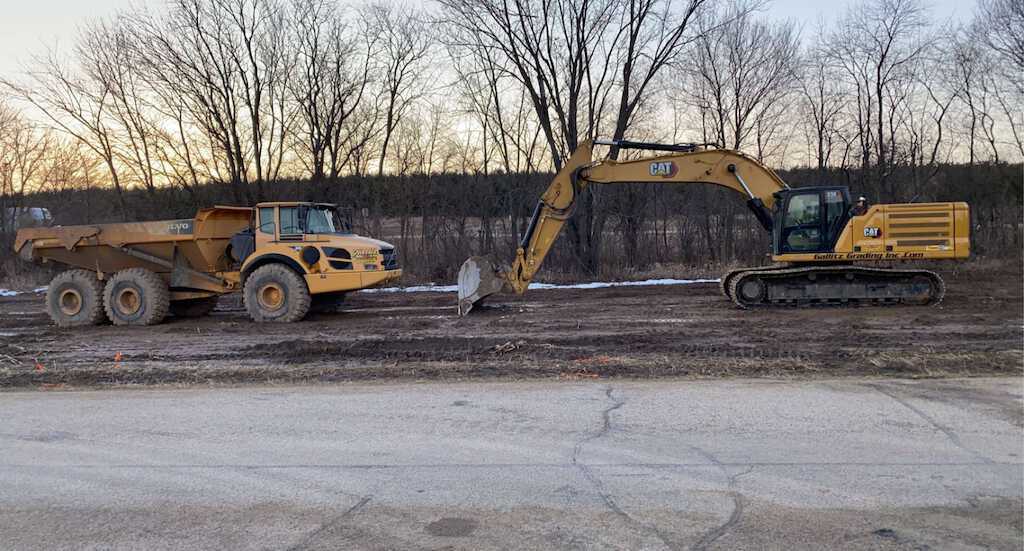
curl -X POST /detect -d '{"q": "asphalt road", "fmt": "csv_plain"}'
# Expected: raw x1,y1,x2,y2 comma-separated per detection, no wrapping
1,377,1021,550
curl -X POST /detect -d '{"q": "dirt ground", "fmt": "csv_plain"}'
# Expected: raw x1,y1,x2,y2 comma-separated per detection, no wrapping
1,262,1021,389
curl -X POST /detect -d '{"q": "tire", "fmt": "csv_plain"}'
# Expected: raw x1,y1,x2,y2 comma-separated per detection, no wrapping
103,268,170,326
243,264,311,323
309,292,346,314
170,296,220,318
45,270,106,327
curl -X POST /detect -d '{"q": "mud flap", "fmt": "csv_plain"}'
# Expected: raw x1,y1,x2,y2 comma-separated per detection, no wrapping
457,256,508,316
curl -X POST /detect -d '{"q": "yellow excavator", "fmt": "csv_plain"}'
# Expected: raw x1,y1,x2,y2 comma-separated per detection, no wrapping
457,139,970,314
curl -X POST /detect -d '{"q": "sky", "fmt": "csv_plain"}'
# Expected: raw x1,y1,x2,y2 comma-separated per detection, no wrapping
0,0,973,79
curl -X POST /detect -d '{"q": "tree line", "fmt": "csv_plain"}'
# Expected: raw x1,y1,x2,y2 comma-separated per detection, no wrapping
1,0,1021,281
3,160,1019,284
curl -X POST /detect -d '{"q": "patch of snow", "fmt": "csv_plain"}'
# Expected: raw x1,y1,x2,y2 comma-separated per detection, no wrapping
0,286,49,297
363,284,459,294
526,278,719,290
360,277,719,294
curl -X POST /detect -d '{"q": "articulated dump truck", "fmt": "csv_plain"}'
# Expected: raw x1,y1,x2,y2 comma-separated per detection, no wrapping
14,202,401,326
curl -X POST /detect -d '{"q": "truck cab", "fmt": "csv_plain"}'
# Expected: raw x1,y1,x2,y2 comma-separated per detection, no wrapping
226,202,401,321
234,201,400,288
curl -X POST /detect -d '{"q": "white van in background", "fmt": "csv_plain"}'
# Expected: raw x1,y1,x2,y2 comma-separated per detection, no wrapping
2,207,52,233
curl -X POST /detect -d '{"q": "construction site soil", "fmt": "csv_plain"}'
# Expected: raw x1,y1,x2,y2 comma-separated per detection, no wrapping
1,263,1021,389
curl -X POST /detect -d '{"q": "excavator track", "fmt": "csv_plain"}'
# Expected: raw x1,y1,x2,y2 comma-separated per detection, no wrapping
726,265,945,308
720,264,789,300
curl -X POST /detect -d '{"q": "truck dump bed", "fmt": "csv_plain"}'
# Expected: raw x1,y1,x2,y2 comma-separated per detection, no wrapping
15,207,252,292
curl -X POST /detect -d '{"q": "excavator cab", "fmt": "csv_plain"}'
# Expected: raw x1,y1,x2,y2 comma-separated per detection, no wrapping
772,187,851,255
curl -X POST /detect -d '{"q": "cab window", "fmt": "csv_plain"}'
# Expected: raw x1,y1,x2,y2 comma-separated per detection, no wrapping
306,207,336,234
279,207,303,235
823,190,847,245
781,192,822,252
258,207,275,234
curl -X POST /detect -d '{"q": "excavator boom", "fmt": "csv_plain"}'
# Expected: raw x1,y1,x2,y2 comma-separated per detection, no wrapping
457,140,786,314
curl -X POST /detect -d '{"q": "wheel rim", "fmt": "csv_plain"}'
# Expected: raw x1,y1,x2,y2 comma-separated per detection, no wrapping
116,288,141,315
258,283,285,311
739,279,765,302
59,289,83,316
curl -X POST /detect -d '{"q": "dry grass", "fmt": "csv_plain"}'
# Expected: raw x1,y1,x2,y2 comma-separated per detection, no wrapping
0,259,52,291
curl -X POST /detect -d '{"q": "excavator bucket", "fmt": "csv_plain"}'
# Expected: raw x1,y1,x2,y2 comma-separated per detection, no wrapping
457,256,508,316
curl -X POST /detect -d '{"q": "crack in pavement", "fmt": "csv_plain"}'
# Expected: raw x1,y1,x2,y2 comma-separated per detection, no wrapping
868,383,995,464
572,386,680,550
692,492,743,551
284,494,372,551
691,466,755,551
572,386,625,463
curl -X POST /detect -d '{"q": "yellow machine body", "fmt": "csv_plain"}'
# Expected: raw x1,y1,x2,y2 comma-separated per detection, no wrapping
15,202,401,302
777,202,971,263
242,202,401,296
458,139,970,313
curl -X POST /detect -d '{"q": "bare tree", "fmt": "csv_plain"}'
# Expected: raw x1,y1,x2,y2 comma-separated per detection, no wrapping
911,40,955,170
686,2,800,157
948,28,992,165
0,103,53,231
437,0,620,170
290,0,374,181
1,51,129,218
606,0,711,160
130,0,294,202
826,0,929,195
451,46,503,175
797,35,847,174
367,2,432,175
973,0,1024,159
439,0,721,271
976,0,1024,80
77,20,163,196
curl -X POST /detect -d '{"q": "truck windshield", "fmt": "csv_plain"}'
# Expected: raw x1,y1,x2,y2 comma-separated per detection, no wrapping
306,206,351,234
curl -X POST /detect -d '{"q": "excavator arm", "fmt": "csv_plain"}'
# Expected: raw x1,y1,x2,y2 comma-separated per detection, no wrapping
456,139,789,315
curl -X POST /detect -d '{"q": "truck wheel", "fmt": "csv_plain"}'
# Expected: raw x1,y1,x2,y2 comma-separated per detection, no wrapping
170,296,219,318
103,268,170,326
45,270,106,327
309,292,346,314
243,264,311,323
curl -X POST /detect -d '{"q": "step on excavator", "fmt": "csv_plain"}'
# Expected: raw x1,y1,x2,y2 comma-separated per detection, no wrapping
457,139,970,315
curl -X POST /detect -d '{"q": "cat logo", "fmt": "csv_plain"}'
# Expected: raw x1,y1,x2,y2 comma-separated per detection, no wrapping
649,161,677,178
863,226,881,238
